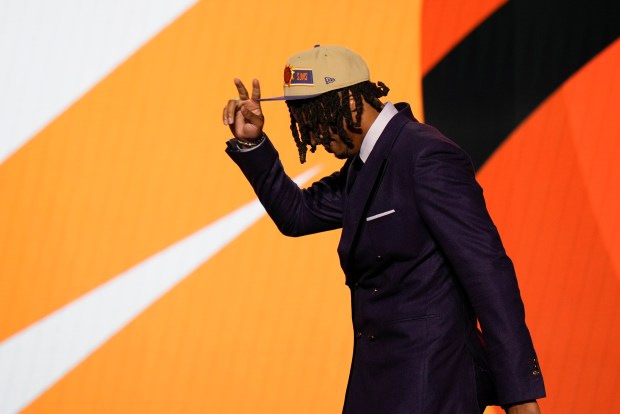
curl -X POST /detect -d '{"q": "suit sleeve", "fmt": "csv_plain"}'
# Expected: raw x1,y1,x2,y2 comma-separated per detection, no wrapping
226,135,345,236
412,137,546,405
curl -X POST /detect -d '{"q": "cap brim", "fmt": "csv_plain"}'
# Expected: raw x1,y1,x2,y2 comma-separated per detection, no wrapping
258,93,322,102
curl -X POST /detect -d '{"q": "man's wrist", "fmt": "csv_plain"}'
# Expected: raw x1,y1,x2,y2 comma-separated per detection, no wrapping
235,133,266,149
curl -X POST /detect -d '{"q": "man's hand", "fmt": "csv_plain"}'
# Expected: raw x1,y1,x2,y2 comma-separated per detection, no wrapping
506,401,541,414
223,78,264,141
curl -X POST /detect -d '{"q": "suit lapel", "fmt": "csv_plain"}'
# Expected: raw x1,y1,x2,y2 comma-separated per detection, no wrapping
339,108,413,276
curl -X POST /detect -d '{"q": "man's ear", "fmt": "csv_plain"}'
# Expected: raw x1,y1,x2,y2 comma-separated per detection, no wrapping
348,92,363,113
348,95,356,111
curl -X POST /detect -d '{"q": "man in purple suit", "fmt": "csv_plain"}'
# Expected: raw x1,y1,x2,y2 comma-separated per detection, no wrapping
222,45,545,413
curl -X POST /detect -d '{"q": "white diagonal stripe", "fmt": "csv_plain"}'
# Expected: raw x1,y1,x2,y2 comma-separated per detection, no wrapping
0,0,197,165
0,166,321,414
366,209,396,221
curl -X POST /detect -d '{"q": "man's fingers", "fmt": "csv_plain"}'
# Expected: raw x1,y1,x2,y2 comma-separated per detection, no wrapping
241,106,264,127
234,78,250,100
225,99,238,125
251,79,261,101
223,78,263,136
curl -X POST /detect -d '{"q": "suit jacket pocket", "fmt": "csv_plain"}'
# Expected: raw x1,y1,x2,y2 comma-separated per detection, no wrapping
364,208,409,258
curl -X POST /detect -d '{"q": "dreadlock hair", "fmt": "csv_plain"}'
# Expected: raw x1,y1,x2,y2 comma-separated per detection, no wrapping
286,80,390,163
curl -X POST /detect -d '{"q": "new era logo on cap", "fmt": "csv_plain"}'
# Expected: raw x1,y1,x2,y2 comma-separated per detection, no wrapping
259,45,370,101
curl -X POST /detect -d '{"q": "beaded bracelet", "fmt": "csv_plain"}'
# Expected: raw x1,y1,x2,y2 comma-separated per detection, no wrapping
236,133,266,148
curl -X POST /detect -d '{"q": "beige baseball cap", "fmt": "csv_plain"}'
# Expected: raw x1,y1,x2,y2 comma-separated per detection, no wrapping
259,45,370,101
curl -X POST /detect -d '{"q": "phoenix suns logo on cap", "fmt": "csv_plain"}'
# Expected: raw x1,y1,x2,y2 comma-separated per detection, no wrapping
283,65,314,87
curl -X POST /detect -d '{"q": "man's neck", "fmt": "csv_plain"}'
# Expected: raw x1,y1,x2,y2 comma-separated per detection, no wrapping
358,101,398,162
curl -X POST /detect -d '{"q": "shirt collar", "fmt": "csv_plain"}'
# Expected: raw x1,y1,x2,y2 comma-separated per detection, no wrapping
358,101,398,163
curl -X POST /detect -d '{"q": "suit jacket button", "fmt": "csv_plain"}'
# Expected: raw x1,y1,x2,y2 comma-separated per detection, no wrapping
356,331,362,338
376,255,383,262
369,335,376,342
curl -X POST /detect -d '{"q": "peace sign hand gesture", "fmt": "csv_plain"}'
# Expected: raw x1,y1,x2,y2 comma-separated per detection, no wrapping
223,78,265,141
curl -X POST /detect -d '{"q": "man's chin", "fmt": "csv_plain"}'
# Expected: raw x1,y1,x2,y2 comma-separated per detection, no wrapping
326,145,349,159
324,142,354,160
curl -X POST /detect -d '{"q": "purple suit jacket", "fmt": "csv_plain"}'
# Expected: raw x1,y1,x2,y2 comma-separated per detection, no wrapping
226,103,545,413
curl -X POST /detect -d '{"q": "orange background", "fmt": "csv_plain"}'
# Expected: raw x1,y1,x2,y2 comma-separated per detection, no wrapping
1,0,618,412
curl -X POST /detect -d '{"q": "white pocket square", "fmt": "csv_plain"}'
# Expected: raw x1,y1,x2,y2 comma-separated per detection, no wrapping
366,209,396,222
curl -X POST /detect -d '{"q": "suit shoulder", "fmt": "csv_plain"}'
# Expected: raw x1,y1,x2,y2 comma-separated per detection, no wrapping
394,120,468,159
